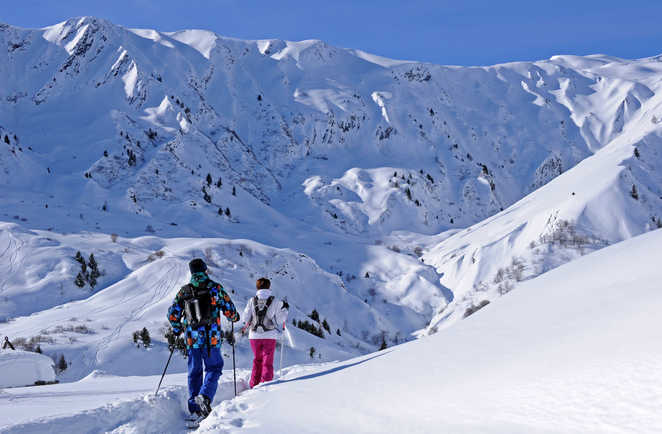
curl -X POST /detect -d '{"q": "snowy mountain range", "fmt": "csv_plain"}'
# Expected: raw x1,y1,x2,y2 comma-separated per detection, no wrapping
4,204,662,433
1,17,662,430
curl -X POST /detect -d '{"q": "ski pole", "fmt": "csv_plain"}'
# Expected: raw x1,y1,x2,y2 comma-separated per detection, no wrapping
155,346,175,396
279,323,285,379
231,322,237,397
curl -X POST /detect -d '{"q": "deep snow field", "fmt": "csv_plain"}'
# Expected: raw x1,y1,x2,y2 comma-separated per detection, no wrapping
1,16,662,433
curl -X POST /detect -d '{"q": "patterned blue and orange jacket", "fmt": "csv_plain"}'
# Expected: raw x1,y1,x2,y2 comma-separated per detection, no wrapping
167,273,240,349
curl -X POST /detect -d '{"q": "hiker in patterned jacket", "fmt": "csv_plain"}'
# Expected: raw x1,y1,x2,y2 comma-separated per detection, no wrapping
168,258,240,419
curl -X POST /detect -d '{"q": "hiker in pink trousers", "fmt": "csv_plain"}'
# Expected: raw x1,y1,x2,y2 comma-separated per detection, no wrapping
241,278,289,388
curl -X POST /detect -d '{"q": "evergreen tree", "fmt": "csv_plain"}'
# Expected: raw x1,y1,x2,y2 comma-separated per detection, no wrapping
75,251,85,265
336,328,341,336
88,254,97,271
223,329,235,346
225,208,231,217
322,319,330,334
309,347,316,359
35,345,42,354
127,149,137,166
164,328,187,357
202,186,212,203
140,327,151,347
379,335,387,351
206,173,212,186
75,272,86,288
216,177,222,188
232,186,236,196
296,320,324,338
309,309,320,323
91,266,99,276
88,254,100,289
58,354,67,372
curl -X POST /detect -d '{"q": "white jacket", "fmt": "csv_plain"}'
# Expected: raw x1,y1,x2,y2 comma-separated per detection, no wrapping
242,289,288,340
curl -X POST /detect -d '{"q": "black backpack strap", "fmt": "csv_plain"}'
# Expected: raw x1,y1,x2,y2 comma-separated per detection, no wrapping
253,295,275,331
252,296,259,331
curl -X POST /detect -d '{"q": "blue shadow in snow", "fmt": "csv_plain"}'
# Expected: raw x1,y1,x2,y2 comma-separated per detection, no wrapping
270,351,392,385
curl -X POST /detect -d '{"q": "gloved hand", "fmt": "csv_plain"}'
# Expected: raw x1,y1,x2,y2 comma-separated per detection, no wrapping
282,300,289,310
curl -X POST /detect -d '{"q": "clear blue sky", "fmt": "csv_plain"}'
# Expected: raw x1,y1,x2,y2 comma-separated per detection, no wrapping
4,0,662,66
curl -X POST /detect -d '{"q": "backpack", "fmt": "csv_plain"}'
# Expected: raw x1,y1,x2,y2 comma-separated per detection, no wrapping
182,284,213,329
252,295,275,332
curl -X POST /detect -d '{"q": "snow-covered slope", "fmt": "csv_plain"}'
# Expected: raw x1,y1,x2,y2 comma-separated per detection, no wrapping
422,97,662,330
195,228,662,434
4,228,660,433
0,227,417,381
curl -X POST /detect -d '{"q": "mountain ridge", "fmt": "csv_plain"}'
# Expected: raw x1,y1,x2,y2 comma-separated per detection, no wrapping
2,16,662,375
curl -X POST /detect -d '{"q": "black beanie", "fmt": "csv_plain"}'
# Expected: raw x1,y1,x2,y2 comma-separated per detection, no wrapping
189,258,207,274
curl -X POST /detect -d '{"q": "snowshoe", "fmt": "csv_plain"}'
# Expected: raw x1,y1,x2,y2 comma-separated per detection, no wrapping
186,413,206,430
194,394,212,417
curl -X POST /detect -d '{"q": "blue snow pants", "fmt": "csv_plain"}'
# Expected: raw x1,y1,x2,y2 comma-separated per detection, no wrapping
187,347,224,414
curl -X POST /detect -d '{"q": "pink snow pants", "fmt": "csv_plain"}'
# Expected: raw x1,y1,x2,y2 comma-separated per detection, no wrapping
249,339,277,388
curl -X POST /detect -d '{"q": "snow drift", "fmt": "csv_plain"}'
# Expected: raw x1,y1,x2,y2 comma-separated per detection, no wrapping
199,228,662,433
0,350,55,387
